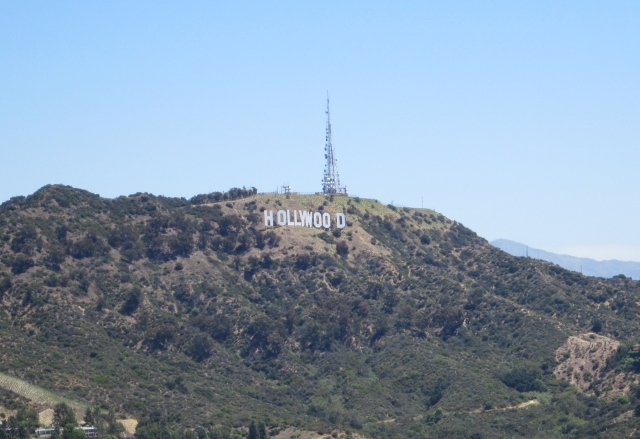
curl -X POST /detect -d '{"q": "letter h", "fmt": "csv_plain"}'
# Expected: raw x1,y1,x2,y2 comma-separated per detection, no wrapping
264,210,274,227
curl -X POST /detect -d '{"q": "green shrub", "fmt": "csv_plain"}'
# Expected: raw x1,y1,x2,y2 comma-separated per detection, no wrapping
11,254,34,274
501,365,546,392
336,241,349,257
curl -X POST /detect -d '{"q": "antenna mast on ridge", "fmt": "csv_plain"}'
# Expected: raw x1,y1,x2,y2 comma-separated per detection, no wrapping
322,93,347,195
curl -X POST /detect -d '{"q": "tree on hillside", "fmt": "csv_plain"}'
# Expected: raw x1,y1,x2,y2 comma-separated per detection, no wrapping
147,324,175,350
53,403,77,428
184,430,198,439
105,409,124,435
2,412,32,439
11,255,34,275
169,231,195,258
433,307,465,338
16,408,39,433
120,286,142,315
62,424,85,439
248,421,258,439
194,426,209,439
257,422,267,439
43,243,66,271
83,407,103,429
0,273,11,301
501,365,546,392
70,229,108,259
336,240,349,257
189,334,213,362
83,407,95,427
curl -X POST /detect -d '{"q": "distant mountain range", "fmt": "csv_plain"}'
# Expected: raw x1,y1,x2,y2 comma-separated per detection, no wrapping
491,238,640,280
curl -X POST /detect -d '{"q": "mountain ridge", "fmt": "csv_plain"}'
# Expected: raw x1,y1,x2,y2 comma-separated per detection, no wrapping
491,238,640,280
2,185,640,438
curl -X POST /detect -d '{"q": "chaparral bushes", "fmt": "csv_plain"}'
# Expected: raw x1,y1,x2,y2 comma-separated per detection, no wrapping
0,185,640,437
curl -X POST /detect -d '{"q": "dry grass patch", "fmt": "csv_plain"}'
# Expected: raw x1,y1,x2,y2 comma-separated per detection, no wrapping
117,419,138,433
0,372,83,409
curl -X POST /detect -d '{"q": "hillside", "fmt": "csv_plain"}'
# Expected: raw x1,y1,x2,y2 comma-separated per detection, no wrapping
492,238,640,280
2,185,640,438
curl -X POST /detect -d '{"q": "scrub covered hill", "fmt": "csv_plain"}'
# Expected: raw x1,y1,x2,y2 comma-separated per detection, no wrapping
2,185,640,438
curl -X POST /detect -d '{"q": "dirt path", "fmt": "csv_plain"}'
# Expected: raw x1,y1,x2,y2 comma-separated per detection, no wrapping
273,427,366,439
469,399,540,414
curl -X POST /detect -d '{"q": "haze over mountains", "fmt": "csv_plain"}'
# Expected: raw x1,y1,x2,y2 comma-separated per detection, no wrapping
492,239,640,280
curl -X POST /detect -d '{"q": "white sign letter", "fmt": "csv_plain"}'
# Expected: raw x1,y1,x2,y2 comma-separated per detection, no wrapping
277,210,287,226
336,213,346,229
264,210,274,227
294,210,302,226
313,212,322,228
322,212,331,228
302,211,312,227
287,210,294,226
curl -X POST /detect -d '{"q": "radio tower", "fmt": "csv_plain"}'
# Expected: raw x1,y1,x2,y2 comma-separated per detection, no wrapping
322,94,347,195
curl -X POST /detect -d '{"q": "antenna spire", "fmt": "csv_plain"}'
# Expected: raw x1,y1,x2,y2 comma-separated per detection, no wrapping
322,93,347,195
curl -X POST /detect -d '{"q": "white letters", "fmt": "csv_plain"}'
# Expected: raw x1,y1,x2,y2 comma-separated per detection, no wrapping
301,211,313,227
267,209,346,229
264,210,274,227
277,210,287,226
322,212,331,228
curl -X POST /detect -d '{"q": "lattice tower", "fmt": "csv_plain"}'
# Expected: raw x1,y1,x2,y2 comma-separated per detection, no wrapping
322,95,347,195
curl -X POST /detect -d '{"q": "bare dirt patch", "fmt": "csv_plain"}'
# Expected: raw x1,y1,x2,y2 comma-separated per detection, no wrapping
0,405,18,419
39,408,54,426
117,419,138,433
554,333,620,393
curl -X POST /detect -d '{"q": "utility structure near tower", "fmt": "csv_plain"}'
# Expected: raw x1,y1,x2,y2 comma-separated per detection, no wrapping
322,94,348,195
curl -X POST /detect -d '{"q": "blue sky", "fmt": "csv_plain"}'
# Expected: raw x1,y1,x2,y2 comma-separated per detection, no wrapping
1,1,639,261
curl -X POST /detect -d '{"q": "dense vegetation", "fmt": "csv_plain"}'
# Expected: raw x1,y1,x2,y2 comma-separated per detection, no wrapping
2,185,640,438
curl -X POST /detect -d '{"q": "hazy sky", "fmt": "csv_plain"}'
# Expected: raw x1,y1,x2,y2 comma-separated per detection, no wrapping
1,1,639,261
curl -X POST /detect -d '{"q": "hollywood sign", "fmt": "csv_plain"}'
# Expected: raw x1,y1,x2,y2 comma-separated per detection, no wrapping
264,210,346,229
